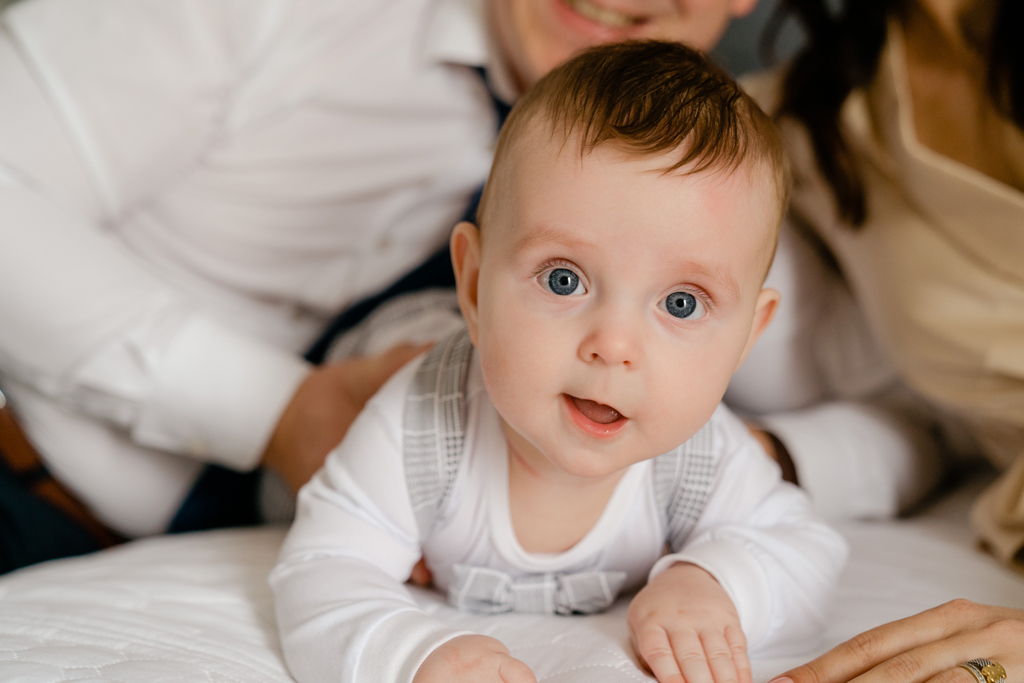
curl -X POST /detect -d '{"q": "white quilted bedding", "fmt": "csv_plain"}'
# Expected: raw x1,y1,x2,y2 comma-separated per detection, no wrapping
1,474,1022,683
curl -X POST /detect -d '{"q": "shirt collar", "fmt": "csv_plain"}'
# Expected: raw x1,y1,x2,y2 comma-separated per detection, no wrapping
422,0,519,104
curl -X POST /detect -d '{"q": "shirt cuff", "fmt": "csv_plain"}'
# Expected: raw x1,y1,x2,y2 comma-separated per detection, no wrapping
755,402,945,520
755,410,859,520
131,315,310,471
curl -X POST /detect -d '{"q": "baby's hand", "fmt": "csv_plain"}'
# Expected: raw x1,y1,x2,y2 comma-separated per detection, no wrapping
414,634,536,683
628,562,751,683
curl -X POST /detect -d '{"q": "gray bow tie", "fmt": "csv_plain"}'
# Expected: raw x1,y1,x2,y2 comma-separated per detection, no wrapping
448,564,628,615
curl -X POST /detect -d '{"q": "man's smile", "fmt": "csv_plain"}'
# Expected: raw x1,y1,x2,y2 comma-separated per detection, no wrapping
564,0,648,28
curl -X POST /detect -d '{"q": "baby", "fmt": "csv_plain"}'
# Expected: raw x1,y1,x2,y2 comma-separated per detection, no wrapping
271,40,847,683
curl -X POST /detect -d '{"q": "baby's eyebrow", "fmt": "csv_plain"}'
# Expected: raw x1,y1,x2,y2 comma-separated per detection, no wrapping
669,260,741,301
512,225,593,254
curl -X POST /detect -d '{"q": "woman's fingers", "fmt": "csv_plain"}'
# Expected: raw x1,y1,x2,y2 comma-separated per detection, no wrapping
926,664,1004,683
851,618,1020,682
774,601,1024,683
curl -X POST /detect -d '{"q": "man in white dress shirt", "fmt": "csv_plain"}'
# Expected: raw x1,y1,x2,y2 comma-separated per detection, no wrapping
0,0,759,571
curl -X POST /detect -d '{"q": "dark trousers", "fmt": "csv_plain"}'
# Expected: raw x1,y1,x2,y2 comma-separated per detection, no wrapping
0,456,104,573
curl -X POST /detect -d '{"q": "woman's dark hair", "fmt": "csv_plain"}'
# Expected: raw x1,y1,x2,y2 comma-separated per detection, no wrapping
769,0,1022,227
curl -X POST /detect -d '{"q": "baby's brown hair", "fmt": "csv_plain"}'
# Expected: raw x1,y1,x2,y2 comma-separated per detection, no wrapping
477,40,788,248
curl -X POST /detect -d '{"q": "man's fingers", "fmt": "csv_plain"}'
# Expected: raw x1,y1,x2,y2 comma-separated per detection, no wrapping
408,557,433,586
381,341,433,366
370,342,433,384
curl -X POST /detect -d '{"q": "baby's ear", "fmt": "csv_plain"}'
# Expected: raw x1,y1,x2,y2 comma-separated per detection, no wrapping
738,287,780,365
450,221,482,344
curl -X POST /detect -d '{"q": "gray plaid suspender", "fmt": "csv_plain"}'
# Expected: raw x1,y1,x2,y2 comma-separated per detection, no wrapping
652,422,717,552
402,331,474,534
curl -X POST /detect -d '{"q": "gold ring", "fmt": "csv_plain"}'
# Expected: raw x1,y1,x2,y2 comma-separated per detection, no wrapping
959,658,1007,683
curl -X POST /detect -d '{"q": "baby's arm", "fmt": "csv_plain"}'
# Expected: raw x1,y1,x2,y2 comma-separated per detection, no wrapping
270,360,534,683
630,409,848,681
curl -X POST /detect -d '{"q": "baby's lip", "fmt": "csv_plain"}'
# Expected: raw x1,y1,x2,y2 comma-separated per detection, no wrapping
566,394,627,425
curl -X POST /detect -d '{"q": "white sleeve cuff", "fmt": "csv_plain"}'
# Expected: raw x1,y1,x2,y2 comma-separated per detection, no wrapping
756,402,945,520
131,315,309,471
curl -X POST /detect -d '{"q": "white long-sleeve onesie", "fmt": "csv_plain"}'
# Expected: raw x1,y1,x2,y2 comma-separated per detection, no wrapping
271,351,847,683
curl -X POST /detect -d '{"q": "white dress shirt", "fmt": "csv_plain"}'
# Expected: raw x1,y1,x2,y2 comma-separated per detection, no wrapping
0,0,506,535
271,349,848,683
728,23,1019,525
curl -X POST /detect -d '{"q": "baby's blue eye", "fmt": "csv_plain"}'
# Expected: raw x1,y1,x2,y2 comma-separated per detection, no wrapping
546,267,583,296
665,291,703,319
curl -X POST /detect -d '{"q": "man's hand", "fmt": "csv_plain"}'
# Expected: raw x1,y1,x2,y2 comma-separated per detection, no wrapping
261,343,428,492
628,562,751,683
414,635,536,683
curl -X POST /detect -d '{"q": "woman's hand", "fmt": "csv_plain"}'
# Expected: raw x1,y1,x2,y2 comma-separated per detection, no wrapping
770,599,1024,683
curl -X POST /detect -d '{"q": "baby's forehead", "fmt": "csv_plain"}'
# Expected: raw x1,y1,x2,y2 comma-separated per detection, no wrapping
510,131,781,211
484,126,783,268
500,139,780,251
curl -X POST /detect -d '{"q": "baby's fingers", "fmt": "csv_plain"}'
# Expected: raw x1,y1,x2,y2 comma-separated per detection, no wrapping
702,627,751,683
636,626,707,683
727,624,752,683
499,656,538,683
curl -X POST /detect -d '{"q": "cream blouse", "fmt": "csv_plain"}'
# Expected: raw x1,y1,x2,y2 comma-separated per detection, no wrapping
762,25,1024,563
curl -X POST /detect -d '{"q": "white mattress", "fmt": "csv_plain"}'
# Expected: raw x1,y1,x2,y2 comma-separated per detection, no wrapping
1,474,1022,682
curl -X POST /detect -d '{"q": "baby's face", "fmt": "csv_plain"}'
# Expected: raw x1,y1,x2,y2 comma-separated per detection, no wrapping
454,135,778,482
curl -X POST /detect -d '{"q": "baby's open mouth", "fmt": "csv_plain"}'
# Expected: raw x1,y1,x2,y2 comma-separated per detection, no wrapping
568,395,625,425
